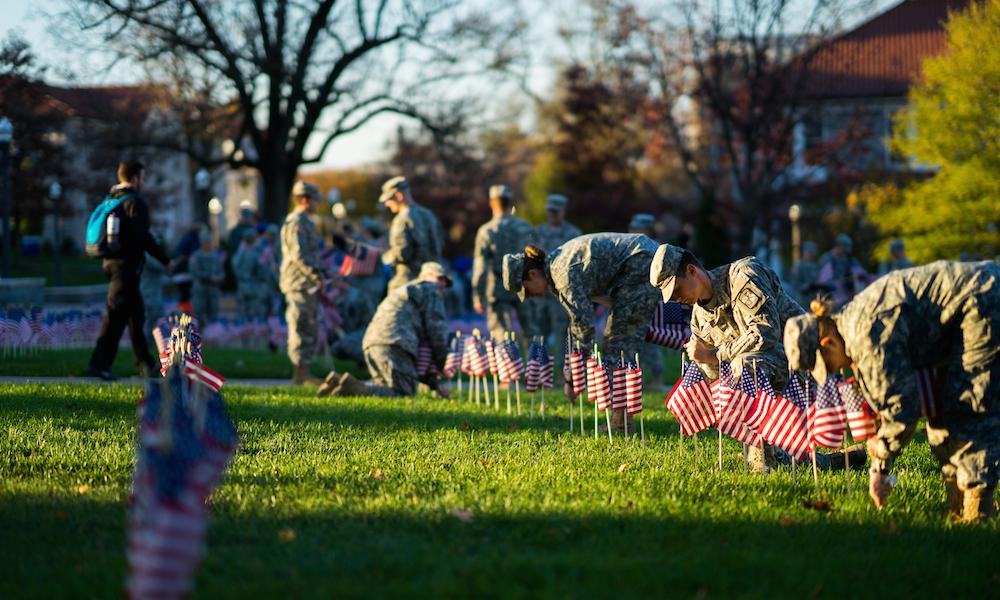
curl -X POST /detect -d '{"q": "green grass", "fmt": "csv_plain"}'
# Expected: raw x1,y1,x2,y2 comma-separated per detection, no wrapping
0,348,364,380
2,382,997,599
11,255,107,286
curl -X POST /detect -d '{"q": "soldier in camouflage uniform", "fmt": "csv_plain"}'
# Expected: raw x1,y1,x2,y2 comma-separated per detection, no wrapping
784,261,1000,521
650,244,805,472
878,238,915,276
189,229,224,323
232,228,267,322
379,176,445,292
532,194,582,381
502,233,661,431
324,262,452,398
787,240,820,307
472,185,538,338
280,181,328,385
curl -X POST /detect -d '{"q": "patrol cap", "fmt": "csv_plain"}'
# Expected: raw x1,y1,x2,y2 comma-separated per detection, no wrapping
835,233,853,251
629,213,655,230
648,243,685,302
783,314,828,384
418,262,453,287
379,176,409,203
545,194,568,211
489,185,512,201
889,238,905,252
502,252,526,301
292,180,320,200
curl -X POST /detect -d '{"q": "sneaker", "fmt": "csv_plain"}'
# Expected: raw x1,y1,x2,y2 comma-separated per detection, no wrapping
84,367,117,382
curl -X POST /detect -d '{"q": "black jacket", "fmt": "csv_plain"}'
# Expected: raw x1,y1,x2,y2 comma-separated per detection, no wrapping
104,185,169,275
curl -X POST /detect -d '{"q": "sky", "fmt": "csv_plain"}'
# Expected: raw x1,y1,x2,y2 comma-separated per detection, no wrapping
2,0,896,171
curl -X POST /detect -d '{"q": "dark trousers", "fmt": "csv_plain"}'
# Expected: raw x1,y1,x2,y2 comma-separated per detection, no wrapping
89,262,156,372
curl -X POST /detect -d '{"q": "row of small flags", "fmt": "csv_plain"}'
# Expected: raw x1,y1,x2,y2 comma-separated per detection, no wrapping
0,307,103,351
564,339,646,443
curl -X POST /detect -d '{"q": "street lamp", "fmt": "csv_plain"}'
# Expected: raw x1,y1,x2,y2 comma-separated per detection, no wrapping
194,167,211,224
788,204,802,266
208,196,223,248
49,181,63,286
0,117,13,279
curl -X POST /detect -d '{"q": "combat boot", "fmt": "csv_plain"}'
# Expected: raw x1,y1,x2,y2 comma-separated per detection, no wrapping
599,409,626,433
962,486,996,522
292,363,322,386
333,373,371,397
944,477,964,519
316,371,340,397
747,444,777,474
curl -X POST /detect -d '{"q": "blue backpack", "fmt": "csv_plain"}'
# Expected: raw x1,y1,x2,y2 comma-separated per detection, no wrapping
85,192,132,258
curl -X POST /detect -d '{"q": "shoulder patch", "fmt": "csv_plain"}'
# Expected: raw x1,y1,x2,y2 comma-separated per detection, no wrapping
736,281,765,313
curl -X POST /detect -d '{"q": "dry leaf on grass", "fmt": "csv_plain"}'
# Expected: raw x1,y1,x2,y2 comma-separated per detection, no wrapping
277,528,296,543
617,463,629,473
371,468,383,479
450,508,474,523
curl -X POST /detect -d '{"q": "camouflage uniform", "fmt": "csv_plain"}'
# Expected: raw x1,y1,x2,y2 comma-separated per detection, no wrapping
532,221,582,374
280,210,326,366
544,233,661,363
473,214,538,338
189,249,223,323
384,204,444,292
689,257,805,390
836,261,1000,493
360,280,450,396
233,237,268,320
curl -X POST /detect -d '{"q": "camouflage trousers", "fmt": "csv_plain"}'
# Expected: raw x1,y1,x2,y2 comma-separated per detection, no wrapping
363,344,418,397
285,290,320,366
192,284,220,323
487,300,538,339
927,414,1000,491
604,256,661,368
237,288,269,320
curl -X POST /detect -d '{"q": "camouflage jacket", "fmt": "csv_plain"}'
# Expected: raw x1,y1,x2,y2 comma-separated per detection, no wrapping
189,249,223,286
232,241,265,289
544,233,658,345
383,203,444,281
362,279,449,366
535,221,582,252
690,257,804,384
472,214,537,305
837,260,1000,470
279,210,325,294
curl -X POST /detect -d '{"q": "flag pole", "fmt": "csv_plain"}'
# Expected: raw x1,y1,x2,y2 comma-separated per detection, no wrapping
577,342,585,436
636,352,645,448
455,332,462,397
493,338,501,412
808,378,819,491
599,348,612,445
514,333,522,416
593,344,599,440
622,351,629,442
678,353,686,452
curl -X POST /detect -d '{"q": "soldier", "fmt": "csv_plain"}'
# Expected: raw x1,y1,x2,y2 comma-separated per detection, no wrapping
787,240,820,306
189,227,224,323
502,233,661,431
784,261,1000,520
261,223,281,317
532,194,582,380
649,244,805,472
472,184,538,338
818,233,869,305
280,181,328,385
232,228,266,322
629,213,665,388
879,238,915,275
379,176,445,292
628,213,656,239
323,262,452,398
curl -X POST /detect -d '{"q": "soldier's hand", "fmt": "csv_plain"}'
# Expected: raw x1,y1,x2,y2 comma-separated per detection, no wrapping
869,471,893,509
473,301,485,314
687,337,719,365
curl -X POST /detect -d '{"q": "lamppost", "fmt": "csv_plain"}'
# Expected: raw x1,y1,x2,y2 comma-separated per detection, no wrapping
208,196,223,248
789,204,802,266
195,167,211,224
49,181,63,286
0,117,13,279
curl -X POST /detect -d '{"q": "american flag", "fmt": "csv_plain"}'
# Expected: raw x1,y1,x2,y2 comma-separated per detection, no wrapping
568,347,587,395
485,339,501,379
809,376,847,449
461,336,476,375
590,359,612,410
711,361,735,419
666,361,716,435
152,323,170,355
538,343,554,390
611,358,628,412
469,338,490,377
839,377,876,441
416,344,434,377
504,339,524,382
743,367,776,435
759,374,811,460
585,357,599,403
716,367,761,445
916,367,942,419
338,242,381,277
645,302,691,350
127,367,238,599
625,363,643,415
525,339,542,392
185,362,225,392
444,334,463,378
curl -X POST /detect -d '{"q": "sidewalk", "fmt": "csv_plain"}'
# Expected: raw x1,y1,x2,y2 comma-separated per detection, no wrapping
0,376,290,387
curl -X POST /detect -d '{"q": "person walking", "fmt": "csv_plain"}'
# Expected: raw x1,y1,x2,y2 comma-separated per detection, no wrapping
86,160,172,380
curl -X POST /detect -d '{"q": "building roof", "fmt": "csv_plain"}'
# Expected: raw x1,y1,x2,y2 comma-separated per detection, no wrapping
803,0,969,100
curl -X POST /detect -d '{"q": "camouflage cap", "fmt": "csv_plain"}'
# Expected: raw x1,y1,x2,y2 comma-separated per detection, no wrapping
379,176,409,203
502,252,526,301
545,194,568,211
835,233,853,251
629,213,655,230
418,261,453,287
489,184,512,200
292,180,320,200
783,314,828,384
889,238,905,252
648,243,685,302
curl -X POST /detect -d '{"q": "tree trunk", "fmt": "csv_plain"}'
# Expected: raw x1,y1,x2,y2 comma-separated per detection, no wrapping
258,157,295,225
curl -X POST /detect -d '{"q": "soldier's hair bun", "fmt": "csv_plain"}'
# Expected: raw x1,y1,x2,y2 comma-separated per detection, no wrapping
525,245,546,262
810,297,831,318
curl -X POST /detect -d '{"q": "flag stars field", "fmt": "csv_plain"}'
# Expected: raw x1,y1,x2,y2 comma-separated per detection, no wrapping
2,381,999,598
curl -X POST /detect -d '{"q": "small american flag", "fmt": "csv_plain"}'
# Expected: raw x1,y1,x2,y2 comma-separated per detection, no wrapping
742,367,776,435
644,302,691,350
525,339,542,393
469,338,490,377
185,362,225,392
666,361,716,435
716,367,760,445
759,374,811,460
625,364,643,415
538,343,554,390
568,348,587,395
338,242,381,277
590,359,611,410
809,376,847,449
461,336,476,375
504,339,524,382
415,344,434,377
443,334,463,378
485,338,500,379
611,358,628,412
839,377,876,441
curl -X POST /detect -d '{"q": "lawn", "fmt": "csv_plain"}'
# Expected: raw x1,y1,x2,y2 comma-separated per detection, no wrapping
1,382,997,599
11,255,107,287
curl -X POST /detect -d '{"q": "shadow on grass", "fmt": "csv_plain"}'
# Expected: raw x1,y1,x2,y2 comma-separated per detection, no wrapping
1,492,997,599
